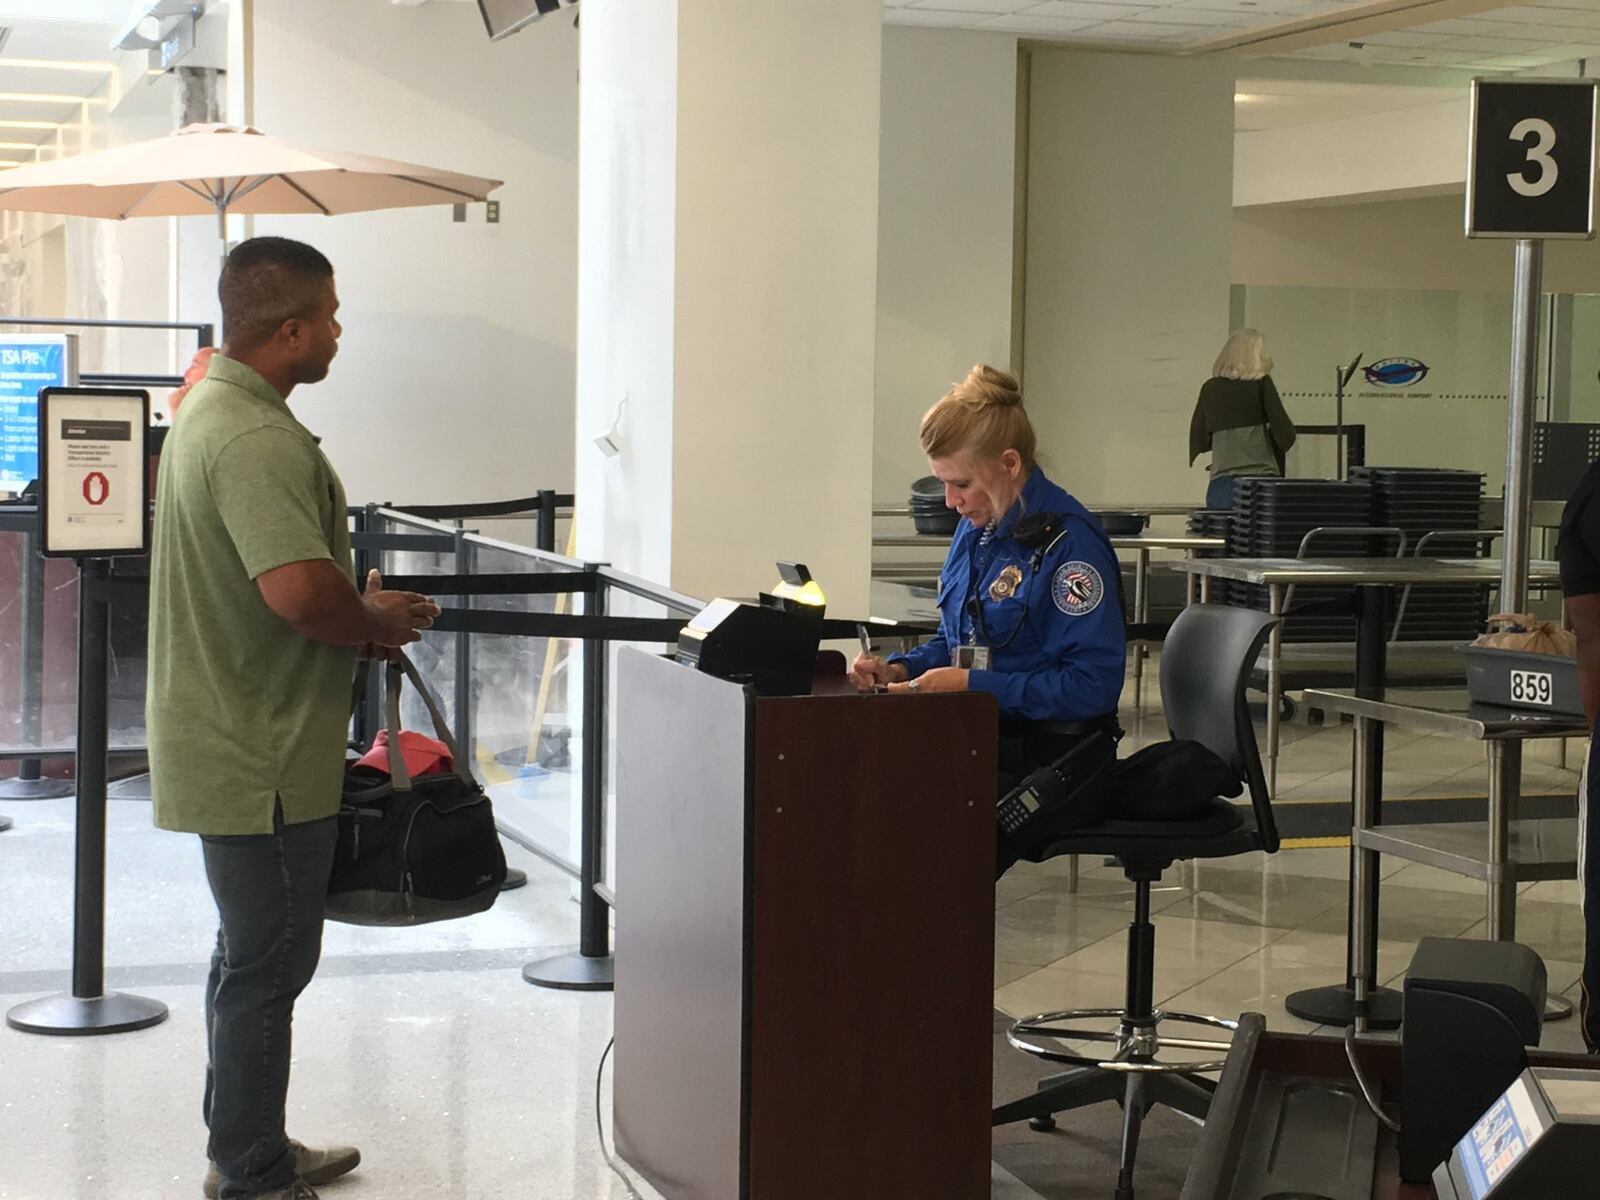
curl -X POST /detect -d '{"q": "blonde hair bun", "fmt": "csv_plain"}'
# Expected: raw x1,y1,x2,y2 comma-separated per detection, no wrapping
919,362,1035,465
960,363,1023,409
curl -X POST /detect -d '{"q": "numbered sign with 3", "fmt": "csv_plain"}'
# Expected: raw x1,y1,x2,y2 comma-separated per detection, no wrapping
1467,78,1597,239
1509,668,1554,707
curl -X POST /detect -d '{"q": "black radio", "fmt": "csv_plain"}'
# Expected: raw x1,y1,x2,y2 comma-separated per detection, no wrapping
996,730,1116,864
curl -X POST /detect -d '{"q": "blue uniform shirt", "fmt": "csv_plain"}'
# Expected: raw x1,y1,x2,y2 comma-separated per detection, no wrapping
888,469,1126,722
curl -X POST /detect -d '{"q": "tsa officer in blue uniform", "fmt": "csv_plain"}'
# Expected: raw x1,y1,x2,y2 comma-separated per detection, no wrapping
850,364,1126,872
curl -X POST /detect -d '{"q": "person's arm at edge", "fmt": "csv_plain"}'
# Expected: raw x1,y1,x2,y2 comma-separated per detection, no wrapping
1567,592,1600,727
257,562,436,648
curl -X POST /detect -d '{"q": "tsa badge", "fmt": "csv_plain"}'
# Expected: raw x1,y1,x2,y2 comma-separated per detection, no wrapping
1051,562,1105,617
988,564,1024,602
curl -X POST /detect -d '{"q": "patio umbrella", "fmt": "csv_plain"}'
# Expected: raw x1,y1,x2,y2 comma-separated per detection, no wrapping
0,122,502,242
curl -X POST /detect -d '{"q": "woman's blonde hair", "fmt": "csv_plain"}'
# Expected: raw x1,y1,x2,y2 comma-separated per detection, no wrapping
919,364,1036,467
1213,328,1273,381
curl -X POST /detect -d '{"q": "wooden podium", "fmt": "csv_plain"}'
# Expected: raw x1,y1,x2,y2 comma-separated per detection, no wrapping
613,648,998,1199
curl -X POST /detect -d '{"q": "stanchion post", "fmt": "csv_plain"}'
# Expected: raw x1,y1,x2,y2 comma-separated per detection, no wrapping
6,558,168,1035
523,565,614,991
536,488,557,554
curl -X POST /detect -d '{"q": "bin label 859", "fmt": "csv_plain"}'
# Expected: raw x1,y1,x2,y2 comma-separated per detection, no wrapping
1509,669,1554,706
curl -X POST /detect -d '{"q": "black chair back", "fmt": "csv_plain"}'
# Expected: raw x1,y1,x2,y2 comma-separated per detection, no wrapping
1158,604,1280,854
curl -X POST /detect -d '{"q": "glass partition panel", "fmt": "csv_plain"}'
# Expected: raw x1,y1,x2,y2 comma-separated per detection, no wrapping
463,537,584,876
1240,284,1551,493
0,519,146,768
376,512,461,735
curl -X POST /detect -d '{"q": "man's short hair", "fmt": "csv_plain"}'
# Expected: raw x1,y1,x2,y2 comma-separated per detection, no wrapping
219,237,334,353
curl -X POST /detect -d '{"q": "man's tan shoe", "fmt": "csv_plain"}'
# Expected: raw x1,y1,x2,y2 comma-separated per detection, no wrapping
203,1141,360,1198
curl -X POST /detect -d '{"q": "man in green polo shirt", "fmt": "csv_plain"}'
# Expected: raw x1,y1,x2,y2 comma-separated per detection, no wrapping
148,237,440,1200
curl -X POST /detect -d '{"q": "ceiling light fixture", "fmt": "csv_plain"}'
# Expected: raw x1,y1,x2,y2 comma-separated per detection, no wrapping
0,58,114,73
0,92,97,104
0,119,60,130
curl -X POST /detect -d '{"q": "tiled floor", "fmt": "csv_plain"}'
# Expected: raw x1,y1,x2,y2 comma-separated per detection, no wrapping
0,655,1590,1199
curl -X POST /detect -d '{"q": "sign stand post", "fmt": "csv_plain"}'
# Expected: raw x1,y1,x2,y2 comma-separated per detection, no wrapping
7,387,166,1036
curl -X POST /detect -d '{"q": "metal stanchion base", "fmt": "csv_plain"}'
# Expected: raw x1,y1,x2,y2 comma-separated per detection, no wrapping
0,777,75,800
0,814,11,832
106,774,151,801
7,991,169,1036
523,952,614,992
1285,984,1404,1030
499,866,527,892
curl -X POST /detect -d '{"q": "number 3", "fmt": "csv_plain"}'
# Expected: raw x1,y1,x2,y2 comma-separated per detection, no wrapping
1508,118,1558,198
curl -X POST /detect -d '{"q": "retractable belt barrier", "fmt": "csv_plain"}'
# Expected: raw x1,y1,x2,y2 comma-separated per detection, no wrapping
389,494,575,520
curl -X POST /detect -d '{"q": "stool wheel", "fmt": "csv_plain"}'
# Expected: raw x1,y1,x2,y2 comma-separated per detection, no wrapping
1029,1115,1057,1133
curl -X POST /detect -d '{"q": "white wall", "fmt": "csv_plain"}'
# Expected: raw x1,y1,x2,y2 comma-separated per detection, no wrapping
1235,193,1600,295
670,0,881,612
1021,50,1236,506
250,0,579,507
874,26,1017,505
1234,98,1466,209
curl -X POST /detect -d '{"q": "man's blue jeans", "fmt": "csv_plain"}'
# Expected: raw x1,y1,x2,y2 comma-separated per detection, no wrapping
201,806,338,1198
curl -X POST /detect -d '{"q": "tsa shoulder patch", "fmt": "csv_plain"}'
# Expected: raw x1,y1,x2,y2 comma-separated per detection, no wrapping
1051,561,1105,617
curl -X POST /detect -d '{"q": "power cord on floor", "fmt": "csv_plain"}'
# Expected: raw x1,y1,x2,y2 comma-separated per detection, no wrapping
1344,1025,1401,1133
595,1037,647,1200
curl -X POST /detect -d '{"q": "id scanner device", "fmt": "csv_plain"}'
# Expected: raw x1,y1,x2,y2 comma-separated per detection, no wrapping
676,561,826,697
1434,1066,1600,1200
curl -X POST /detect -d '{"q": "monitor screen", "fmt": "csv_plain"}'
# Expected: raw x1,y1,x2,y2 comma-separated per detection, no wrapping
477,0,566,41
0,333,76,495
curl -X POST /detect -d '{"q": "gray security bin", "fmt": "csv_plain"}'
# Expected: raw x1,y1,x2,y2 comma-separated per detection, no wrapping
1461,645,1583,716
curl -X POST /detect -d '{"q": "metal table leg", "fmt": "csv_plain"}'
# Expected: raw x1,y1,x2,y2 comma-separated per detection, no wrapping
1285,584,1402,1030
1200,575,1211,605
1486,740,1517,941
1132,548,1149,711
1267,583,1283,795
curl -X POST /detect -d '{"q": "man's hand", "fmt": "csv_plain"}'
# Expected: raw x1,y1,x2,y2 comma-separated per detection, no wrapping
361,569,441,647
849,653,907,692
887,666,969,695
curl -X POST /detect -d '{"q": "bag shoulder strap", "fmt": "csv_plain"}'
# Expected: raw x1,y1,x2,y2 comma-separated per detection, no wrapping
380,651,468,792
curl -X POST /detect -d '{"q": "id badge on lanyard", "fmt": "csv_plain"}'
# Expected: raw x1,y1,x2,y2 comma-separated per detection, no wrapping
955,644,992,671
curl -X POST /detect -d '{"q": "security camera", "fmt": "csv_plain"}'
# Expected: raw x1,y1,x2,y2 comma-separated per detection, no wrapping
113,1,203,52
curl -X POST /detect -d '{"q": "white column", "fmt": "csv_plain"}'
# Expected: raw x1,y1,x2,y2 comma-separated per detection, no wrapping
576,0,881,615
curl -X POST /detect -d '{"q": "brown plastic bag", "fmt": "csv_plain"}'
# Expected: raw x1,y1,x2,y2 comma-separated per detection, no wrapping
1472,613,1578,657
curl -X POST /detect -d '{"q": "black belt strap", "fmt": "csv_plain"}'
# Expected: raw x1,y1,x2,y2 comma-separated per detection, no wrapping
390,494,575,520
381,572,597,597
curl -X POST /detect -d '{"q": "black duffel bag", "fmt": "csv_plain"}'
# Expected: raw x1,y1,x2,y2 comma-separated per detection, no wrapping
327,652,508,926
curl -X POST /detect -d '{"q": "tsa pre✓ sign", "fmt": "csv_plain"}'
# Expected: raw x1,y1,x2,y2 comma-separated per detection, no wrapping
39,387,150,558
0,333,77,493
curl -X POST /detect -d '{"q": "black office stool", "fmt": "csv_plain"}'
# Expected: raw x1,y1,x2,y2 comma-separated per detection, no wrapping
993,604,1281,1200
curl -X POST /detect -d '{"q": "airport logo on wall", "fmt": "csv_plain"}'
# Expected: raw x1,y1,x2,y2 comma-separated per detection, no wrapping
1362,357,1430,388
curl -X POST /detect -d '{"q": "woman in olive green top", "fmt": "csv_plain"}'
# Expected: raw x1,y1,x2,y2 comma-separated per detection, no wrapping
1189,328,1297,509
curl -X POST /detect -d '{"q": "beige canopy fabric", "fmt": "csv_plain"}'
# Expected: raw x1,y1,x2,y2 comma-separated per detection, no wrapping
0,123,502,223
